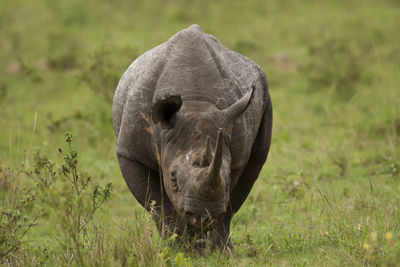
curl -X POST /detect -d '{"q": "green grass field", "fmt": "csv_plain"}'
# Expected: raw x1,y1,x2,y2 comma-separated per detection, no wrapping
1,0,400,265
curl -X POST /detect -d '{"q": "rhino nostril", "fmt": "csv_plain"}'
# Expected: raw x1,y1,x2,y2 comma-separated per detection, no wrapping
185,212,201,227
189,215,198,226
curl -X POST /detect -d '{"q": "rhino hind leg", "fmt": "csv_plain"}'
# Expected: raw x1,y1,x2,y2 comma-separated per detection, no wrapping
209,100,273,251
116,155,186,237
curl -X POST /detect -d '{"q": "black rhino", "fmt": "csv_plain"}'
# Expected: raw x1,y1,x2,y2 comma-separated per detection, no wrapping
112,24,272,251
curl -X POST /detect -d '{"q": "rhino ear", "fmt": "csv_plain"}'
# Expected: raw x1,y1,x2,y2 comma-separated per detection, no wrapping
222,86,254,121
151,95,182,126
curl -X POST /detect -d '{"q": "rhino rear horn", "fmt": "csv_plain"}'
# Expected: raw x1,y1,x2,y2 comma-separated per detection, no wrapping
222,87,253,121
199,136,213,166
207,128,224,187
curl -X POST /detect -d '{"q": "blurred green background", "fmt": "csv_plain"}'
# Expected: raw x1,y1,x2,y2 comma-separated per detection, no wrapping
1,0,399,265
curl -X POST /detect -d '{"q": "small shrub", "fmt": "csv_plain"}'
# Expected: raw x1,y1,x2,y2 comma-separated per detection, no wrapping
0,82,7,103
0,132,113,265
33,132,112,265
80,46,137,103
46,111,86,133
300,24,375,101
328,152,348,177
0,167,38,261
47,32,81,70
377,157,399,180
365,155,400,180
15,58,43,83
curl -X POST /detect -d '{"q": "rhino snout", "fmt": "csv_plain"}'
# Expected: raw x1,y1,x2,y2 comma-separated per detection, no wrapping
182,197,226,229
185,212,214,229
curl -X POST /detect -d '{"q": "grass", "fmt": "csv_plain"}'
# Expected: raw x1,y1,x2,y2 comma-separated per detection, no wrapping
1,0,400,265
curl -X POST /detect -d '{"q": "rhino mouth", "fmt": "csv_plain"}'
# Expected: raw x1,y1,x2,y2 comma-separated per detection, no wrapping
182,196,226,229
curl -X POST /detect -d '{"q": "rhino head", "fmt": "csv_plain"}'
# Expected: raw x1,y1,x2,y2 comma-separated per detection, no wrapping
151,89,253,230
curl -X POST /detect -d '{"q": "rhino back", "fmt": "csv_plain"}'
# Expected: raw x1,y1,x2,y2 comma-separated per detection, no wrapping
169,26,269,180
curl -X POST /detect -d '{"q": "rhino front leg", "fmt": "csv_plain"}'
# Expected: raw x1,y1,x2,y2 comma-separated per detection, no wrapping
209,101,272,251
208,212,234,252
230,101,272,215
117,154,185,237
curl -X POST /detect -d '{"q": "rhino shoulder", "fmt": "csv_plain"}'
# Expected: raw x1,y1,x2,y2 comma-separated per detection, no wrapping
112,43,167,137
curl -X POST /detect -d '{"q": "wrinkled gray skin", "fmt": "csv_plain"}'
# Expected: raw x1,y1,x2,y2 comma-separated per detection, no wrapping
112,24,272,251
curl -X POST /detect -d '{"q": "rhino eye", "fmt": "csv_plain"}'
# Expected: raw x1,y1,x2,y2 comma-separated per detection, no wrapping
170,171,178,191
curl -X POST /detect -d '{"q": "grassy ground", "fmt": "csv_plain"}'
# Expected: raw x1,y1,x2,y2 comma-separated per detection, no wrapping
1,0,400,265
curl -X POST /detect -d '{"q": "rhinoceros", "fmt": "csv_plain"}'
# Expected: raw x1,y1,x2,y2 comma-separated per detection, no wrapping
112,24,272,250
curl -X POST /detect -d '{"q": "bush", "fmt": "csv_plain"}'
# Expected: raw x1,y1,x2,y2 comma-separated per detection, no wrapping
0,167,38,261
80,46,138,103
0,133,112,265
34,133,112,265
300,23,376,101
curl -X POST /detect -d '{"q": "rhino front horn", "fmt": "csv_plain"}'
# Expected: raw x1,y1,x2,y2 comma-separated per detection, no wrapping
222,86,254,121
208,128,224,187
